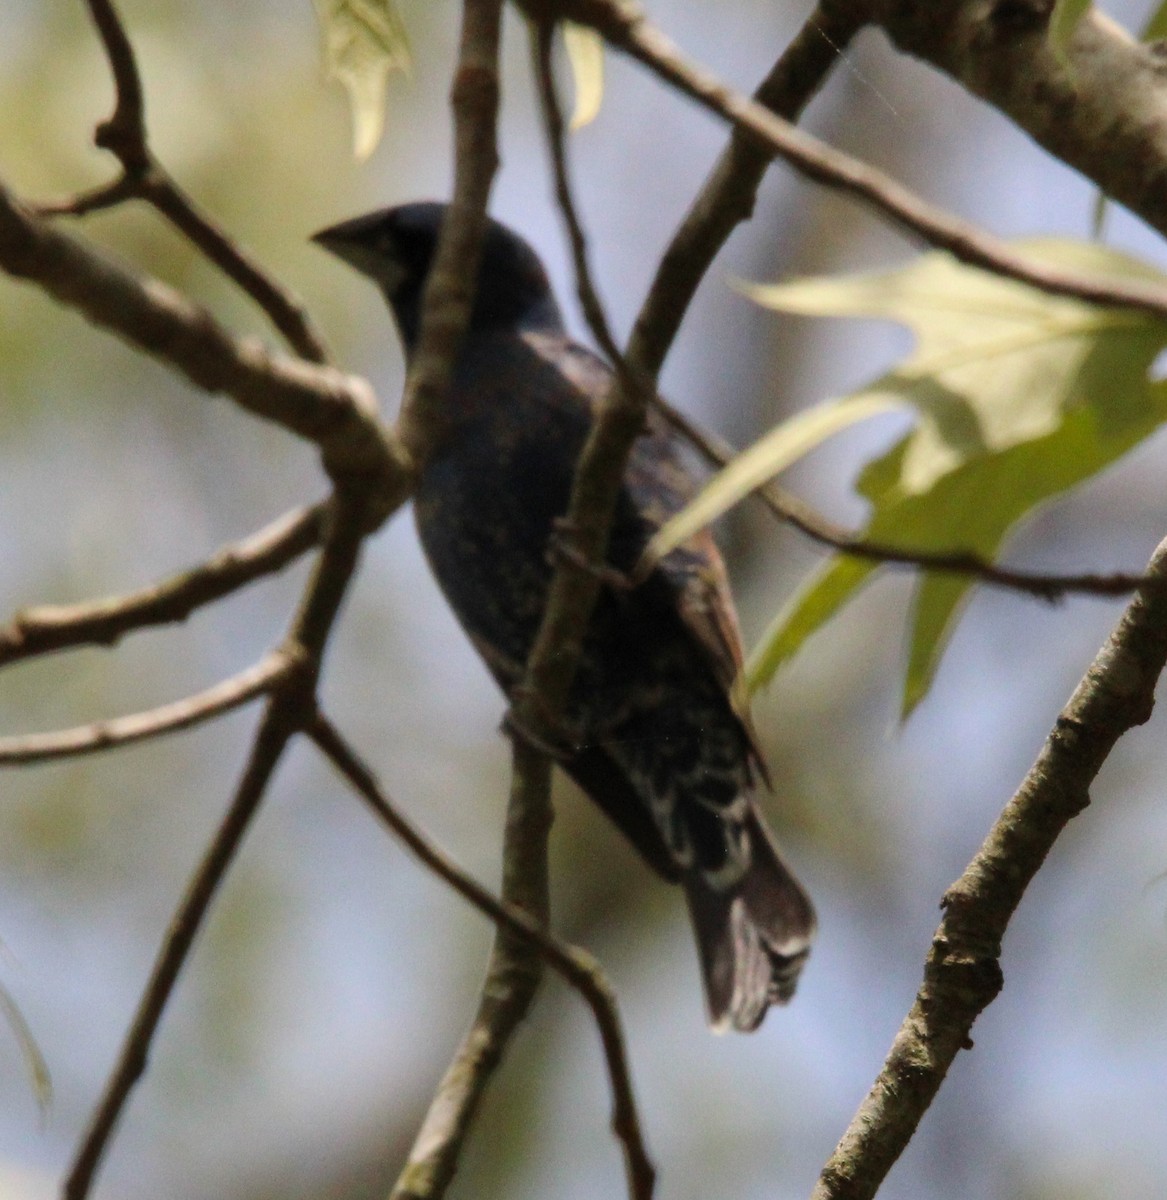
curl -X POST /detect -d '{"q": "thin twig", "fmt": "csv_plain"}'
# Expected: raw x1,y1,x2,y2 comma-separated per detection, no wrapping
0,502,328,670
535,20,1147,603
63,487,377,1200
62,707,296,1200
626,2,862,378
36,0,330,362
309,716,654,1200
0,652,295,766
378,4,577,1199
532,23,627,370
568,0,1167,324
0,182,406,493
811,535,1167,1199
650,399,1157,601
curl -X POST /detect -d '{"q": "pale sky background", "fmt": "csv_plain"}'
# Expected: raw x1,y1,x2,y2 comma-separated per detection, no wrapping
2,3,1167,1199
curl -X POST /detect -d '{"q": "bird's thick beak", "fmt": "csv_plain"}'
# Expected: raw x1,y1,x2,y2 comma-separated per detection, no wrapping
311,218,371,272
310,213,404,287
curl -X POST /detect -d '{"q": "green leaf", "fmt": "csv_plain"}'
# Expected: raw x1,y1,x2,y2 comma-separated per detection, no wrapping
315,0,411,161
0,977,52,1115
1143,0,1167,41
563,22,605,130
641,393,903,572
1049,0,1092,61
743,239,1167,714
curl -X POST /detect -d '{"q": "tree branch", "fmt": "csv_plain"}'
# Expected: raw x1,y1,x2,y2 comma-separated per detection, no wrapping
378,6,573,1200
63,485,376,1200
532,2,1164,605
393,2,504,468
553,0,1167,322
0,182,407,500
628,2,863,378
36,0,331,363
650,399,1159,602
0,651,295,766
309,716,653,1200
0,502,327,670
811,534,1167,1200
533,22,626,368
858,0,1167,241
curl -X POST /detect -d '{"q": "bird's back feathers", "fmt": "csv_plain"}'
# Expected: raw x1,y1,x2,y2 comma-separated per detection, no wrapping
313,201,816,1030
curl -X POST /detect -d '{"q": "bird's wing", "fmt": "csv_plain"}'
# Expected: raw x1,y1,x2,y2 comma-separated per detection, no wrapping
555,341,770,783
625,426,770,786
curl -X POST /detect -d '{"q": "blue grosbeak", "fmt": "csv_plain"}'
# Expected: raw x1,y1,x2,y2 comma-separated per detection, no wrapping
313,202,815,1031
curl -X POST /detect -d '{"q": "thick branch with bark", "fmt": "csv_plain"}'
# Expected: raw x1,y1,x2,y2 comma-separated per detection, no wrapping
859,1,1167,239
813,535,1167,1199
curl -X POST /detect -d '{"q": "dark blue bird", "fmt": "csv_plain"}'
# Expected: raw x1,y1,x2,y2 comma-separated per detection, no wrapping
313,202,815,1031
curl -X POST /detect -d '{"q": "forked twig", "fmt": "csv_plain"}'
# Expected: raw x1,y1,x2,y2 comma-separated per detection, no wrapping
0,651,295,765
0,502,328,670
37,0,330,362
310,715,654,1200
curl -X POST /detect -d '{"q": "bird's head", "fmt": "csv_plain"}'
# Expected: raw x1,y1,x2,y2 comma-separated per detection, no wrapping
311,202,563,353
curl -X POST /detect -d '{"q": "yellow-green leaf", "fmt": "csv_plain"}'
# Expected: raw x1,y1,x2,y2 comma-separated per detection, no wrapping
640,394,902,573
563,21,604,130
744,239,1167,713
315,0,411,161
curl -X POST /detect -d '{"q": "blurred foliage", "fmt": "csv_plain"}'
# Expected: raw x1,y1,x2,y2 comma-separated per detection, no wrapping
314,0,412,161
561,22,605,130
659,240,1167,714
2,3,1167,1200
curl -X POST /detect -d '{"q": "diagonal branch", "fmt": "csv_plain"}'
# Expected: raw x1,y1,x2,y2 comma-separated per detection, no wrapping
627,2,863,378
0,651,295,766
37,0,331,363
553,0,1167,323
0,182,407,497
0,502,328,670
860,1,1167,242
309,715,653,1200
811,534,1167,1200
534,3,1161,606
650,400,1159,602
63,486,375,1200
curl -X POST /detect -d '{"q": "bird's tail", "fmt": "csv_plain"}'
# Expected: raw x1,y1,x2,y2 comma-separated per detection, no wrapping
683,804,815,1033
